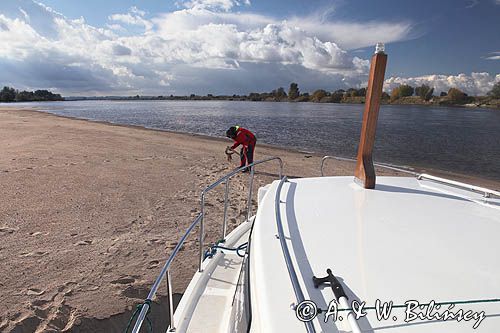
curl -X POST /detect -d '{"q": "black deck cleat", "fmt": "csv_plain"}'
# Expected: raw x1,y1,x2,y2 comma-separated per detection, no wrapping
312,268,348,300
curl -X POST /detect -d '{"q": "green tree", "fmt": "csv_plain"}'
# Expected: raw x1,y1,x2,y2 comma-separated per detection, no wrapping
345,88,357,97
425,88,434,101
311,89,328,102
390,87,400,101
415,84,434,101
331,90,344,103
32,90,63,101
272,87,287,101
356,87,366,97
288,82,299,100
487,82,500,98
0,86,16,102
248,92,261,101
390,84,414,100
16,90,35,102
398,84,414,97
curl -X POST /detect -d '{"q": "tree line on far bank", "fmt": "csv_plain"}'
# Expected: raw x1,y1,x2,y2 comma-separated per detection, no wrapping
245,82,500,107
2,82,499,108
170,82,498,109
0,86,64,102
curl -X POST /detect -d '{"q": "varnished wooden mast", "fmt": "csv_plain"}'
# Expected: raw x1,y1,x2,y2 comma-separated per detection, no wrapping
354,45,387,189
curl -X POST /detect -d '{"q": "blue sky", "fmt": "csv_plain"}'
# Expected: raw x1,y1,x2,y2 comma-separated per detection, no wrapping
0,0,499,96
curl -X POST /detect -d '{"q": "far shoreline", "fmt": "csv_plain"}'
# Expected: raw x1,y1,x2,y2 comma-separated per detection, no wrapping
2,97,499,110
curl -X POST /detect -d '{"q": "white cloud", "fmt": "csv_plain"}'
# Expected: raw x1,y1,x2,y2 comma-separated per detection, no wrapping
129,6,146,17
181,0,250,12
2,0,391,95
1,0,495,97
108,6,152,31
106,23,125,31
484,51,500,60
153,7,413,51
465,0,479,8
287,16,414,50
384,72,500,96
18,7,29,21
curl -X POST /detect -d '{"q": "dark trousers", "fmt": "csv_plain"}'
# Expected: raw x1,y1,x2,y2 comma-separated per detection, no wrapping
240,143,255,167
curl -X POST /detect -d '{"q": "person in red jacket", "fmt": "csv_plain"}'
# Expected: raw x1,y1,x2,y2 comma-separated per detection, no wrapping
226,126,257,171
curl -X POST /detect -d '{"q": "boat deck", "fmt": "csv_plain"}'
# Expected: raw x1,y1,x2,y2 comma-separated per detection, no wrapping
167,175,500,332
250,176,500,332
171,222,251,332
186,234,248,332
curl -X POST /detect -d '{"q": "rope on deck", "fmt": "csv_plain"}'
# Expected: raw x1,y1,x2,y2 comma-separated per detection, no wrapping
123,299,153,333
204,239,248,260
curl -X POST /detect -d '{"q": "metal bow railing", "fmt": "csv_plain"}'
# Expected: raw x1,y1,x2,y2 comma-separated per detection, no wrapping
274,177,316,333
320,155,418,177
131,157,283,333
321,155,499,199
418,173,500,198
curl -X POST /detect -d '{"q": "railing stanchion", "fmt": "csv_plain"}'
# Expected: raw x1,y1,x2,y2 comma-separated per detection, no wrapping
222,178,230,239
199,194,205,272
132,214,202,333
246,167,255,222
320,156,328,177
167,269,175,332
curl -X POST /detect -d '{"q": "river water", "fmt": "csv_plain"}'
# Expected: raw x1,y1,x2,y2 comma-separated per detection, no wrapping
5,100,500,180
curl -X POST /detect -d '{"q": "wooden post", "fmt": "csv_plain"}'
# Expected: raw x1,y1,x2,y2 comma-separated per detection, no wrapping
354,45,387,189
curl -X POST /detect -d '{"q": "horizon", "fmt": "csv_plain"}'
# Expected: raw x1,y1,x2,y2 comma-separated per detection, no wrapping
0,0,499,97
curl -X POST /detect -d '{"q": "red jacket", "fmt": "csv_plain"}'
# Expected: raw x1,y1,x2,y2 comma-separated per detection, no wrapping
231,127,256,149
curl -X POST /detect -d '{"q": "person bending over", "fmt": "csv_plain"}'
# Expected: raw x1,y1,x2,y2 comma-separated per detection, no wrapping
225,126,257,172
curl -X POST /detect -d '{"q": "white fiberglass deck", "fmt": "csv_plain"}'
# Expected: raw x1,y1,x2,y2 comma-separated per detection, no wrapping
172,221,251,333
250,176,500,332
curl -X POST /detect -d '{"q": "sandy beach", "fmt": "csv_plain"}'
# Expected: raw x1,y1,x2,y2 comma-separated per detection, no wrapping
0,108,498,332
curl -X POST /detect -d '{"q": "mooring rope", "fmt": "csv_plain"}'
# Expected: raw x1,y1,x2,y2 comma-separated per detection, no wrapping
204,240,248,259
123,299,153,333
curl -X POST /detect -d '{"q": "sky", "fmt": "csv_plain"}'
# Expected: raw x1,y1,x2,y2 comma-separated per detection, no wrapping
0,0,499,96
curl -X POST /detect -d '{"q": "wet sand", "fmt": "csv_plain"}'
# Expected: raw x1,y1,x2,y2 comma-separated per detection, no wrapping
0,108,498,332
